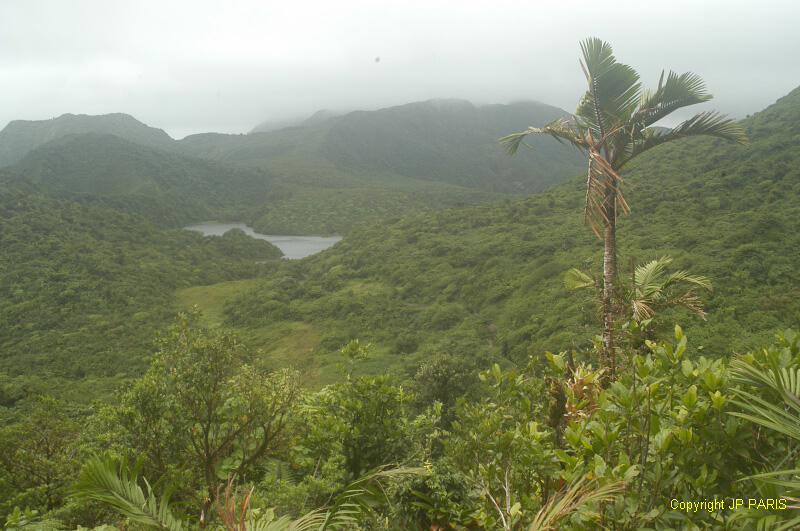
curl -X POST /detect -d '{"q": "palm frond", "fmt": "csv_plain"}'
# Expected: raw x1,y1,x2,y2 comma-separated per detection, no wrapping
668,291,708,320
620,111,747,167
634,70,713,127
576,37,642,136
664,270,713,292
528,476,625,531
631,299,656,323
732,360,800,414
634,256,672,293
72,454,185,530
249,508,329,531
627,257,712,322
730,359,800,501
215,477,344,531
74,456,423,530
499,119,588,155
322,466,427,527
583,148,629,237
564,268,595,290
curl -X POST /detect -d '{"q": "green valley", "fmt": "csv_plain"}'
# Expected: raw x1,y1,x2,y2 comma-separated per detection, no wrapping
2,23,800,530
181,86,800,385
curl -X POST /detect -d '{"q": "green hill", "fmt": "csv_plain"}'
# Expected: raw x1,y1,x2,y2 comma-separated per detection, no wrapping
0,183,282,400
6,133,276,227
319,99,586,193
1,99,583,235
194,86,800,381
178,99,585,194
0,113,173,167
171,99,587,234
5,132,499,234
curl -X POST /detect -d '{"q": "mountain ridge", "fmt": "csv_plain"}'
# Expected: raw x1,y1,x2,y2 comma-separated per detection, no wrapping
4,132,277,227
0,113,174,167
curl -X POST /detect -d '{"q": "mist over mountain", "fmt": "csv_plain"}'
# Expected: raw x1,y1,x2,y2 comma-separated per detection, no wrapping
1,98,585,196
249,109,341,133
0,98,591,236
178,98,585,194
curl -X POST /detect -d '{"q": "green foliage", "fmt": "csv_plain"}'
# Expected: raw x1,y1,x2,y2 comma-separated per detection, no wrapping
0,396,82,517
7,133,277,228
564,268,595,291
527,476,625,531
249,181,498,236
1,100,588,237
178,99,585,195
75,453,424,530
552,327,750,527
567,256,713,325
3,506,65,530
294,376,435,481
728,331,800,529
443,363,559,528
1,47,800,531
0,186,280,386
215,84,800,383
109,312,301,515
502,37,745,377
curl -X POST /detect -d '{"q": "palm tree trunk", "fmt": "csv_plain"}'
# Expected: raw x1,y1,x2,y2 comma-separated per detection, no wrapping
602,191,617,383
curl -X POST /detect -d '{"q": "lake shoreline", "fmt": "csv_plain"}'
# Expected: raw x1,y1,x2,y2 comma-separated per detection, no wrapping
184,222,342,260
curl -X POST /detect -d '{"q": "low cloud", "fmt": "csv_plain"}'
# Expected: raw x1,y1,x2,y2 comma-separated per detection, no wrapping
2,0,798,138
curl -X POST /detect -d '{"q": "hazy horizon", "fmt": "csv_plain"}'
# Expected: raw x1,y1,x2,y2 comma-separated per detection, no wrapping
2,0,799,139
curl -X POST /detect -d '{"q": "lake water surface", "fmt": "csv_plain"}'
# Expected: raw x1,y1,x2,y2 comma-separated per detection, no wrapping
184,222,342,260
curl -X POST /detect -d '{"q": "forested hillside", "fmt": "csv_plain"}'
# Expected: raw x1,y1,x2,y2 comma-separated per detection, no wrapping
0,183,282,401
0,113,173,167
0,100,586,235
203,86,800,382
4,0,800,524
178,99,585,194
6,133,277,227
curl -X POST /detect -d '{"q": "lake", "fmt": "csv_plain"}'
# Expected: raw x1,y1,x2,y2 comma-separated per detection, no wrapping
184,222,342,260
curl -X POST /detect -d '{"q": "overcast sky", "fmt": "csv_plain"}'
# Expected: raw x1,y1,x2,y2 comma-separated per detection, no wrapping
2,0,799,138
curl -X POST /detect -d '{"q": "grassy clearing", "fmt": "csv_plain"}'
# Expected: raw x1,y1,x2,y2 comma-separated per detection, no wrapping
176,279,262,326
175,279,403,388
177,281,332,386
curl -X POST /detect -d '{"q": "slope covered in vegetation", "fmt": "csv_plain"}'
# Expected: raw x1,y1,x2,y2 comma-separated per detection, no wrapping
2,77,800,529
178,99,585,194
0,184,282,400
0,113,173,167
6,133,279,227
1,100,585,235
207,86,800,381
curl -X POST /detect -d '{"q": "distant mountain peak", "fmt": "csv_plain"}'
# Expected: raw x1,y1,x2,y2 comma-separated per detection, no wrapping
302,109,339,126
250,109,342,134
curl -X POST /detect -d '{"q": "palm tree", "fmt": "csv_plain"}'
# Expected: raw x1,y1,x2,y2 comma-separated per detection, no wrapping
566,256,712,323
627,256,712,323
502,38,747,380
